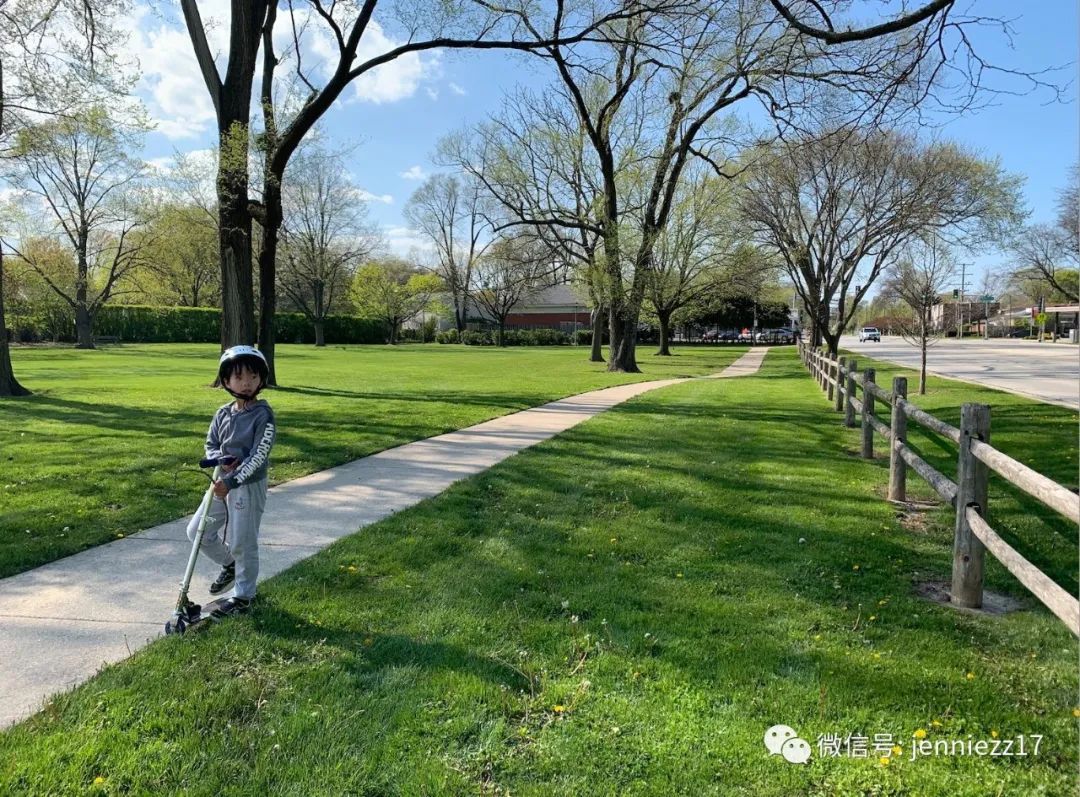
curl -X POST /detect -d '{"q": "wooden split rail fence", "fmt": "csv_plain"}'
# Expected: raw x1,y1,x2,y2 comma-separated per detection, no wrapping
797,339,1080,636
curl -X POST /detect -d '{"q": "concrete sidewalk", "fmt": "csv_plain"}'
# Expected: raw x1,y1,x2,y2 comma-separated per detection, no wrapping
0,347,769,728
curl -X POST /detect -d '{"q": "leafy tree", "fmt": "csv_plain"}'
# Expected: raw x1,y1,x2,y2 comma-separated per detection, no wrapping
4,106,151,347
349,258,442,344
741,128,1024,356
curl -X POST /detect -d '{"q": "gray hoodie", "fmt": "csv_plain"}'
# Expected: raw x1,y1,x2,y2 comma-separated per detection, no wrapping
204,399,276,490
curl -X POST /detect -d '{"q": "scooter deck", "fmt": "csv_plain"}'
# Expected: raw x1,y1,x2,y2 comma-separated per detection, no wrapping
165,597,233,635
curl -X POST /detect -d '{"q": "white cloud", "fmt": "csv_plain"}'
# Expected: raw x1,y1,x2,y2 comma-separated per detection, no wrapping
359,190,394,205
399,166,427,181
448,82,467,96
426,87,439,101
121,6,224,140
350,23,441,104
383,225,435,258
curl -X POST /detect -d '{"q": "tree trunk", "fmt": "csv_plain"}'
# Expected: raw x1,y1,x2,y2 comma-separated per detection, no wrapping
314,319,325,347
656,310,672,356
590,305,605,363
822,329,840,357
497,319,506,347
0,249,30,396
257,175,282,384
608,314,640,373
74,303,94,349
218,127,257,349
920,337,928,394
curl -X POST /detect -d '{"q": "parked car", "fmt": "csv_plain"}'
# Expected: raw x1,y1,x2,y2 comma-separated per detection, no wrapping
859,326,881,342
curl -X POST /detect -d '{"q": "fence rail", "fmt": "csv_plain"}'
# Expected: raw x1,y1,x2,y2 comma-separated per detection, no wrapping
798,339,1079,636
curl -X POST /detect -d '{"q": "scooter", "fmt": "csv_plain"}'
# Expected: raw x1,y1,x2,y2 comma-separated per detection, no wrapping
164,456,235,635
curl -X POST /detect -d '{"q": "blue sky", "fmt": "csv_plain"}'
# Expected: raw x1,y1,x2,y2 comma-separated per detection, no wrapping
131,2,1077,286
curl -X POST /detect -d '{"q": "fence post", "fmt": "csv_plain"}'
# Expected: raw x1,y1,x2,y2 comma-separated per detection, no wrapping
861,368,876,458
844,358,858,427
834,357,847,412
951,403,991,608
826,354,835,403
888,376,907,501
819,347,828,390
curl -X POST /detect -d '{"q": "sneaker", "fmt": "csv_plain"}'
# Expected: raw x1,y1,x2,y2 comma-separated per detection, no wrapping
209,562,235,595
210,596,252,620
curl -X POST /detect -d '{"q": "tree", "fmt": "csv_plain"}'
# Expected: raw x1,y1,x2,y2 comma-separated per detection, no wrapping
350,258,442,344
403,173,491,334
1008,166,1079,304
0,0,128,394
279,142,381,346
4,106,151,348
882,236,955,394
643,165,746,355
127,203,220,306
741,128,1024,356
180,1,677,383
470,235,556,347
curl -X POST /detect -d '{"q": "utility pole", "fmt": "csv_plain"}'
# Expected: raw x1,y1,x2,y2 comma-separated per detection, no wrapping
956,263,968,339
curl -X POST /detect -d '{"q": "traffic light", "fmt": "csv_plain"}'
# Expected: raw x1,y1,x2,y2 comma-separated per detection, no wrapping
952,289,959,298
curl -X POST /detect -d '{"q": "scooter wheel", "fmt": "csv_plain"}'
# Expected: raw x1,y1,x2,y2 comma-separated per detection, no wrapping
165,617,187,636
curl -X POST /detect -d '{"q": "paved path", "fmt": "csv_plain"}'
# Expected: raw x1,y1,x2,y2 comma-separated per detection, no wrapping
839,335,1079,409
0,347,769,728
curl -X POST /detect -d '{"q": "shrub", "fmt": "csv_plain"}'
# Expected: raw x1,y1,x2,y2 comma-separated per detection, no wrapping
436,329,461,344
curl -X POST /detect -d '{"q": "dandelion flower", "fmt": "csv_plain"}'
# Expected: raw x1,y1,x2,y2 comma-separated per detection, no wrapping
966,672,976,680
892,745,903,756
93,777,106,785
879,756,890,766
553,705,565,713
1073,708,1080,718
913,729,927,739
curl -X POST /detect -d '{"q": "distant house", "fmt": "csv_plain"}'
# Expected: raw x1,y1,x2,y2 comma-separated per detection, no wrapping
464,283,592,333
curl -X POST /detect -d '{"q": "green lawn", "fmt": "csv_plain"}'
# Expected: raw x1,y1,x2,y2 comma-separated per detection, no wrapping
0,343,747,578
832,348,1079,598
0,348,1075,795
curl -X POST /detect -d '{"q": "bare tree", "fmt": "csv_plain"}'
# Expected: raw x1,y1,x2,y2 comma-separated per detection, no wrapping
403,173,491,333
1008,166,1079,304
439,86,609,361
471,235,558,347
279,142,381,346
5,106,151,348
741,128,1024,356
882,236,955,394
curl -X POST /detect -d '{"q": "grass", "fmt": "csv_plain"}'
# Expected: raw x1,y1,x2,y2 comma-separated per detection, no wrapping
0,342,746,578
831,347,1079,598
0,347,1075,795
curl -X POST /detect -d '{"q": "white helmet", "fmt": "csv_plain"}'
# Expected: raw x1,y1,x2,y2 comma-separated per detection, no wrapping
218,345,268,398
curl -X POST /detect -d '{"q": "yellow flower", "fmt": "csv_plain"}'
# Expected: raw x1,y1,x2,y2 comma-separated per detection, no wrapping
868,615,877,621
1073,708,1080,718
93,777,106,785
966,672,976,680
930,720,943,728
991,730,999,738
892,745,903,756
347,566,357,572
553,705,565,713
879,756,890,766
813,634,823,641
913,728,927,739
853,564,860,571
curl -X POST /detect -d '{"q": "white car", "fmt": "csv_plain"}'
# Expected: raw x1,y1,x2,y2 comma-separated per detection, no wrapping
859,327,881,342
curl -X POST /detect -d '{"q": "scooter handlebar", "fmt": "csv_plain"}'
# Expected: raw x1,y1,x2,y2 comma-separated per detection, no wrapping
199,455,237,469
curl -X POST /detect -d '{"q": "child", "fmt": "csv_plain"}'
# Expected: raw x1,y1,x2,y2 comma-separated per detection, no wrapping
185,345,276,618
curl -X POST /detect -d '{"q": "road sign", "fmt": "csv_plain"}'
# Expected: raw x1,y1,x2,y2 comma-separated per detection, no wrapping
980,294,994,302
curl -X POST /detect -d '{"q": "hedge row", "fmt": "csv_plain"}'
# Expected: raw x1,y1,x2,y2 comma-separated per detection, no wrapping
438,328,573,346
7,305,386,345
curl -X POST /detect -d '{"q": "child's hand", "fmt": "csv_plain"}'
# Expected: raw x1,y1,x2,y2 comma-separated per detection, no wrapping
221,458,239,472
213,480,230,499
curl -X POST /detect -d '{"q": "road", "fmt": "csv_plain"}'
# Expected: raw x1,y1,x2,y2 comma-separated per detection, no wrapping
836,335,1079,410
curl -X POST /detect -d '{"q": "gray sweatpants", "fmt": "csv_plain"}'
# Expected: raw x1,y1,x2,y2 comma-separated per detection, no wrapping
186,477,268,600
